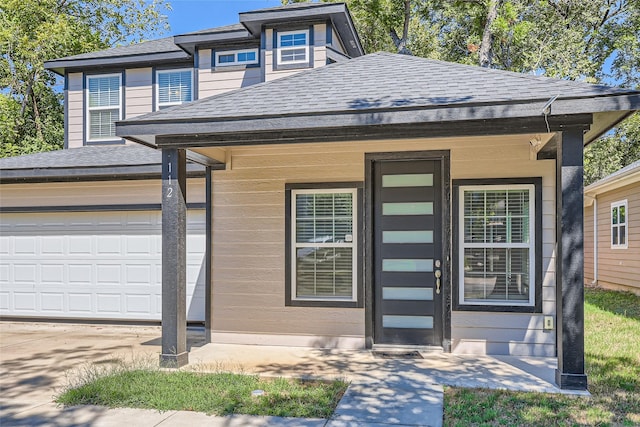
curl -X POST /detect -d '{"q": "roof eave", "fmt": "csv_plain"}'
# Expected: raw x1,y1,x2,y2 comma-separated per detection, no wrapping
44,51,191,75
239,3,363,57
585,163,640,197
173,30,255,54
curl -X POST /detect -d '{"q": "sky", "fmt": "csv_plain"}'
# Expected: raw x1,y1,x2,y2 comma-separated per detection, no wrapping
165,0,284,35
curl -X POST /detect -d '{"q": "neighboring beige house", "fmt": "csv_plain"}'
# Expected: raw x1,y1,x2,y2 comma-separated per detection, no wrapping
585,160,640,295
1,2,639,390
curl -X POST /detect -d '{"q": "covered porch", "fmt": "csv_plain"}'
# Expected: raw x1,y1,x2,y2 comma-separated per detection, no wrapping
116,53,640,390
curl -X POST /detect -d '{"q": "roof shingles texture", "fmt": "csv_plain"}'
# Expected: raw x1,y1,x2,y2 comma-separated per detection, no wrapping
49,37,186,62
0,146,161,171
126,52,633,123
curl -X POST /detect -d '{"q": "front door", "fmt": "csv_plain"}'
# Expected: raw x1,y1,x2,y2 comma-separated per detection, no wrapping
373,158,443,346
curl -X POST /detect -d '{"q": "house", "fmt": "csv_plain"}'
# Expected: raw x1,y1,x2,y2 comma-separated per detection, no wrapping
584,160,640,295
1,2,639,391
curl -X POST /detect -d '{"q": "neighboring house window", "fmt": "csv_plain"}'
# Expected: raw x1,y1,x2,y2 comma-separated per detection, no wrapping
611,200,628,248
278,30,309,64
456,181,541,311
215,48,259,66
87,74,121,141
156,69,193,109
285,184,362,308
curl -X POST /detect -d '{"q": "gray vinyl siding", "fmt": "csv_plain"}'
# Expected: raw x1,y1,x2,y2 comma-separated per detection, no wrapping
594,183,640,293
67,73,84,149
584,204,594,283
197,49,262,98
125,68,153,119
195,134,556,355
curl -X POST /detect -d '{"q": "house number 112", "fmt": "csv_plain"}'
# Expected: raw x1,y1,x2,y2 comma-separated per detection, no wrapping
166,161,173,198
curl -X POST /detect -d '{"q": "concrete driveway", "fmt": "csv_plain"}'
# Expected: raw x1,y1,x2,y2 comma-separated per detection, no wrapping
0,321,206,422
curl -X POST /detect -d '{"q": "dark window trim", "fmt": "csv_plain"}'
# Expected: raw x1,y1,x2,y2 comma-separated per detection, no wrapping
211,46,260,71
84,70,125,146
285,182,364,308
452,177,543,313
154,67,195,111
272,26,314,71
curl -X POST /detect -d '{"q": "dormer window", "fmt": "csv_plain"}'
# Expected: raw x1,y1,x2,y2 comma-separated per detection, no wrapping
215,48,259,67
156,69,193,110
278,30,309,64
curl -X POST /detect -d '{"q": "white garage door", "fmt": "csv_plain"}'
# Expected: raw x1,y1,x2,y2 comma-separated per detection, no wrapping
0,210,206,321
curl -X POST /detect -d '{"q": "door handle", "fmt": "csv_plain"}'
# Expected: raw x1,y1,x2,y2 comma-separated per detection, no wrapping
435,269,441,294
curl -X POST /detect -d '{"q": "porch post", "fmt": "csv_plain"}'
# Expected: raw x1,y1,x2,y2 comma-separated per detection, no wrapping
204,166,213,343
555,128,587,390
160,148,189,367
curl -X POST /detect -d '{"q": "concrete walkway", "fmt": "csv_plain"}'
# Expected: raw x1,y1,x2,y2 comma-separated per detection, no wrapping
1,322,584,426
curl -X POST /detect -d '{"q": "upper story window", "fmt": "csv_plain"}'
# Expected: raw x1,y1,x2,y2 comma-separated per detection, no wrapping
87,74,121,141
215,48,259,67
611,200,628,249
156,69,193,110
278,30,309,64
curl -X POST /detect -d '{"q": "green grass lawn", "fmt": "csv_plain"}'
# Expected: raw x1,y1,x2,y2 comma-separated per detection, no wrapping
444,287,640,427
56,370,347,418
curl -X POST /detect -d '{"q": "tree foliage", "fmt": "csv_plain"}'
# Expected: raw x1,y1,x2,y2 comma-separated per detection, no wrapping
285,0,640,183
0,0,169,158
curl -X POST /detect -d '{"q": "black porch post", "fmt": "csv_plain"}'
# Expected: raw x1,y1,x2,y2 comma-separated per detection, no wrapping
555,128,588,390
160,148,189,367
204,166,213,343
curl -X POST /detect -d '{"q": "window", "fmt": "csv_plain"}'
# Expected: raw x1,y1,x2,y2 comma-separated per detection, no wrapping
286,184,362,307
156,69,193,109
457,183,537,308
215,49,259,67
86,74,121,141
278,30,309,64
611,200,628,249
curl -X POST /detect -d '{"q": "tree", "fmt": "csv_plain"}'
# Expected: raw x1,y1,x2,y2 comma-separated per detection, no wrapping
0,0,170,158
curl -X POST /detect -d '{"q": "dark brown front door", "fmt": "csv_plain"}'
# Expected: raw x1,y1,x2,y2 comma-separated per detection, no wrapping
373,158,443,346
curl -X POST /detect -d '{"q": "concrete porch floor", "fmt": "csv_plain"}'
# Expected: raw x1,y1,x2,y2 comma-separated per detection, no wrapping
1,321,587,426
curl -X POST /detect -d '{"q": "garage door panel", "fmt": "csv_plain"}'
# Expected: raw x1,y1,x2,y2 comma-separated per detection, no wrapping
69,293,92,313
0,292,9,310
41,293,64,312
14,237,36,254
0,211,205,321
41,264,64,283
69,236,92,254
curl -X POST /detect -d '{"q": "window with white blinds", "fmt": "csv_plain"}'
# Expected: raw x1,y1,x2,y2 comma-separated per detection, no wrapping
87,74,121,140
291,188,357,301
459,185,535,306
157,69,193,109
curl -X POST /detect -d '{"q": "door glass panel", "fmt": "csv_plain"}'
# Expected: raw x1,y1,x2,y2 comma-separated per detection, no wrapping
383,202,433,216
383,287,433,300
382,174,433,188
383,315,433,329
382,259,433,272
383,230,433,244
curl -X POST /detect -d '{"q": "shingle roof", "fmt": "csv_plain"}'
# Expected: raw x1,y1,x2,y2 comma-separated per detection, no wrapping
177,23,246,36
48,37,186,62
242,2,340,13
0,145,207,183
0,145,160,170
585,158,640,193
126,52,634,123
